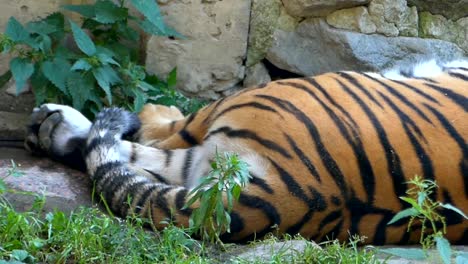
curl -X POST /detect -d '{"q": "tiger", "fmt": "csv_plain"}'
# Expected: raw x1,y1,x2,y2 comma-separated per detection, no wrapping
24,59,468,245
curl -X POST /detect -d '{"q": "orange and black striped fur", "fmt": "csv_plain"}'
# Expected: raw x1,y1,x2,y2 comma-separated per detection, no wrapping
25,60,468,245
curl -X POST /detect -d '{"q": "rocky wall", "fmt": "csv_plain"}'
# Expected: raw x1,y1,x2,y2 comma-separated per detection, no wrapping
0,0,467,100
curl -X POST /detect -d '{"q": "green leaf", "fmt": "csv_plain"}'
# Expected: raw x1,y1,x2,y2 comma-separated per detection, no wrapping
97,52,120,66
62,4,95,18
67,72,93,111
380,248,427,260
95,0,128,24
133,89,146,112
387,208,419,225
456,253,468,264
0,70,12,89
0,179,6,193
42,58,71,93
37,34,52,53
440,203,468,220
436,236,451,264
71,59,92,71
30,68,49,105
5,17,30,42
69,19,96,56
11,249,29,261
10,57,34,94
167,67,177,88
92,65,121,104
131,0,165,32
400,197,423,212
137,19,184,39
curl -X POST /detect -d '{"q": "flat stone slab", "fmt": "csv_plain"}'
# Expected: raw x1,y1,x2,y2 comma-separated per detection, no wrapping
0,147,92,213
0,111,29,141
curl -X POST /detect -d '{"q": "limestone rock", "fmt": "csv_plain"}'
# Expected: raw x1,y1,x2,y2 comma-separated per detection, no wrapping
266,18,465,76
0,111,28,141
396,6,419,37
246,0,282,67
0,148,92,213
407,0,468,20
420,12,468,53
368,0,407,37
282,0,370,18
145,0,251,99
326,6,376,34
243,62,271,88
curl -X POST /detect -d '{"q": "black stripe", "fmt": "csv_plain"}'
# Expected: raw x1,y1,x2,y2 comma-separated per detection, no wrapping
175,189,192,216
207,126,292,159
278,81,376,201
377,92,435,189
424,104,468,198
249,174,274,194
134,185,159,214
257,94,347,197
448,71,468,81
202,97,227,124
181,148,194,182
169,121,176,132
424,83,468,112
390,79,440,104
238,193,281,240
163,149,173,167
337,72,383,108
178,130,198,145
334,78,407,205
363,73,432,123
93,161,122,182
84,135,118,157
284,133,321,183
220,211,245,241
286,186,327,235
115,180,149,216
319,210,342,231
372,214,394,245
154,186,174,217
183,112,197,129
210,102,282,123
144,169,169,184
130,143,137,163
321,219,343,242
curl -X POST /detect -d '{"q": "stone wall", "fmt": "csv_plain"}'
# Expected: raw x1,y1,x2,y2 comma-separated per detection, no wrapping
0,0,466,100
148,0,467,99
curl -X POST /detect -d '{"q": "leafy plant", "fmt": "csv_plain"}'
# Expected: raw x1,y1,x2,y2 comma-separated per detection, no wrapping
184,151,251,247
382,175,468,264
0,160,24,196
0,0,202,118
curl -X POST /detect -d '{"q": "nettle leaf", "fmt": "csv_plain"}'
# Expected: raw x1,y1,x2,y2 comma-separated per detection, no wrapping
92,65,121,104
380,248,427,260
97,52,119,66
5,17,30,42
133,89,147,113
10,57,34,94
95,0,128,24
30,67,49,105
42,58,71,94
138,19,183,39
436,236,452,264
37,34,52,53
66,72,93,111
62,4,95,18
69,20,96,56
440,203,468,220
167,67,177,88
387,208,419,225
71,59,92,71
131,0,164,32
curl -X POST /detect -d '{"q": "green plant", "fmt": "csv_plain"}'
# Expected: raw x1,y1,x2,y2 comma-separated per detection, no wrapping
382,175,468,264
0,160,24,196
184,151,251,247
0,0,203,118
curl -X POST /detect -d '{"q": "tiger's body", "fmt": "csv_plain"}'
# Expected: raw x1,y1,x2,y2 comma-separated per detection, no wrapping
25,60,468,245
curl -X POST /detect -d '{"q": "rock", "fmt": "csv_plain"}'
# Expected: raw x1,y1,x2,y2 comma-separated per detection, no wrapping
0,148,92,214
243,62,271,88
407,0,468,20
396,6,419,37
282,0,370,18
218,239,320,262
246,0,282,67
326,6,376,34
0,111,29,141
145,0,251,99
368,0,406,37
265,18,465,76
419,12,468,53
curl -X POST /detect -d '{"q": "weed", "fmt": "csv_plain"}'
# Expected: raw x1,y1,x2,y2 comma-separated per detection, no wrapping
184,151,251,247
382,175,468,264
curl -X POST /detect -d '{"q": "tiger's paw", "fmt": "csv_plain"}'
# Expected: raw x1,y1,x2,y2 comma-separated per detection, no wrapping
24,104,91,170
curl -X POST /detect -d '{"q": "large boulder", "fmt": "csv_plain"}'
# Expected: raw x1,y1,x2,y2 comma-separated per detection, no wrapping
282,0,370,18
407,0,468,20
420,12,468,53
265,18,465,76
145,0,251,99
